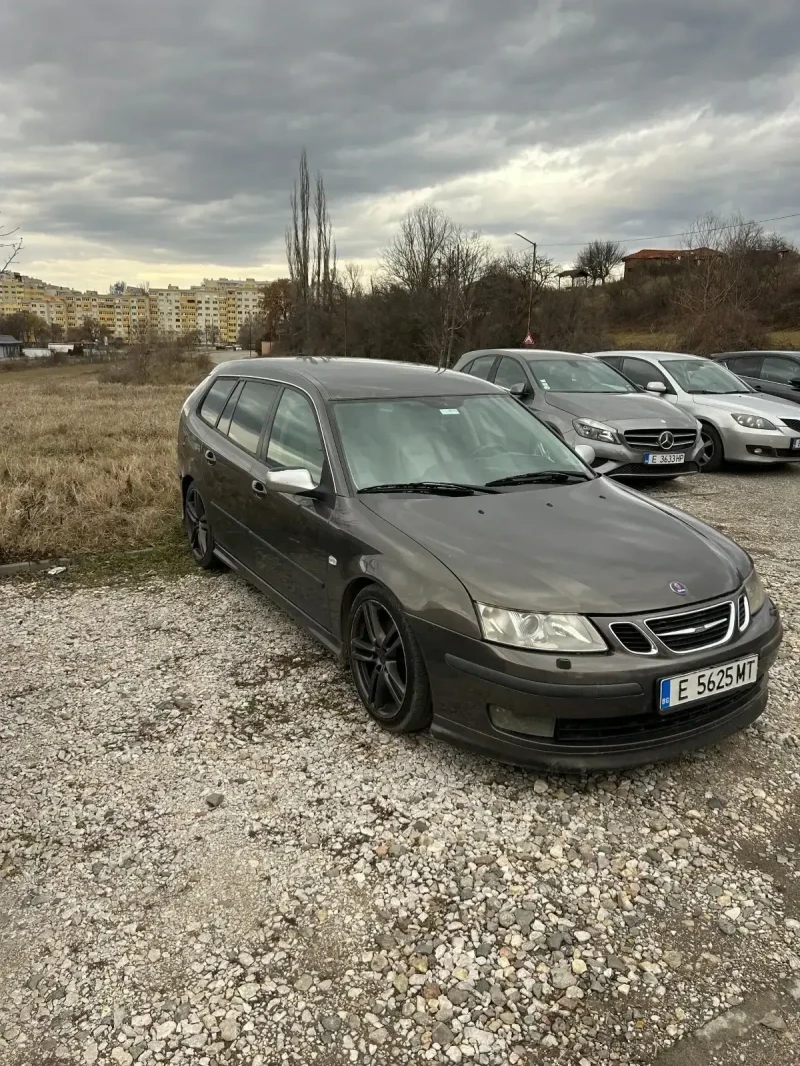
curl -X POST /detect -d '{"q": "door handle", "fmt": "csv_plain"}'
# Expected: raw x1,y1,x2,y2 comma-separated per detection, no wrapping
204,449,217,466
251,480,268,498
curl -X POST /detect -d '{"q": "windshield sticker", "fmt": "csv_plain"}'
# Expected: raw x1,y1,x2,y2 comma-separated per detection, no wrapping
540,379,551,390
440,408,460,415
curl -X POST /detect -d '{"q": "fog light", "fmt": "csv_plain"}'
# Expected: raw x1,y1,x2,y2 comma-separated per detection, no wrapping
754,447,763,455
489,705,556,738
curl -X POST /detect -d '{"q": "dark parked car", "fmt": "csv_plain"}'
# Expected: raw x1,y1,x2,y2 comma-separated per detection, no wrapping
713,350,800,405
177,358,782,771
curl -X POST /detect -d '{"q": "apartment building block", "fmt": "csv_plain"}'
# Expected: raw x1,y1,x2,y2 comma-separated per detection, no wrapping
0,273,266,344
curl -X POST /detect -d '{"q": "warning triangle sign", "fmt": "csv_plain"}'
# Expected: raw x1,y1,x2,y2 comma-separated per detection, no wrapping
522,332,535,348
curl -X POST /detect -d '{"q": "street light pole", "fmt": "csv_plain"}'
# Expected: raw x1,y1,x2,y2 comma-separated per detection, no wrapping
515,232,537,340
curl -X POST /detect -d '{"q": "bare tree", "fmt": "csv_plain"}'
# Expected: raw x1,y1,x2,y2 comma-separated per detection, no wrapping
285,150,337,352
575,240,626,286
1,216,22,275
430,229,490,368
381,205,455,291
340,262,364,357
674,211,780,353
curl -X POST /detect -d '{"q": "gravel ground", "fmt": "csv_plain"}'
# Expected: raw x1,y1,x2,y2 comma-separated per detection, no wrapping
2,466,800,1066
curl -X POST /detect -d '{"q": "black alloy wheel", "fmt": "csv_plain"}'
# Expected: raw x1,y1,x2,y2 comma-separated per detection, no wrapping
348,586,432,733
183,483,217,568
698,424,723,473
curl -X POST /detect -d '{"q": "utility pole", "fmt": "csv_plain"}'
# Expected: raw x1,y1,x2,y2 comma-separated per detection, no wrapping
515,232,537,344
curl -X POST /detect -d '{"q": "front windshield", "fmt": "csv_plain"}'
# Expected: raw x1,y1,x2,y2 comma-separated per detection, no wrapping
333,394,589,490
528,358,636,393
663,359,752,395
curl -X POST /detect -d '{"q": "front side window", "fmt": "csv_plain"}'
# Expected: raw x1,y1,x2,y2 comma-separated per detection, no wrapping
226,380,279,454
620,358,671,390
663,360,751,395
333,394,587,490
762,355,800,384
493,357,528,390
267,389,325,485
528,358,635,393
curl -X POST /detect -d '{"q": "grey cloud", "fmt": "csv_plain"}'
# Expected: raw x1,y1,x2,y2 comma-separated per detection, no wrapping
1,0,799,273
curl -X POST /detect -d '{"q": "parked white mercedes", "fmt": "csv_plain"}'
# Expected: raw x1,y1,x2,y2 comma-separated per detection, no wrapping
590,351,800,472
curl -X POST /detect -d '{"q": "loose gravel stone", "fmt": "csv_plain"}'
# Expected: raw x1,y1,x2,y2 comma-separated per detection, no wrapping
1,468,800,1065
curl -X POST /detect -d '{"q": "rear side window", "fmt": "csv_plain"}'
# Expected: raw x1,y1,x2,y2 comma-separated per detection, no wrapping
762,355,800,383
226,380,280,454
466,355,496,380
217,382,243,436
199,377,236,426
267,388,325,485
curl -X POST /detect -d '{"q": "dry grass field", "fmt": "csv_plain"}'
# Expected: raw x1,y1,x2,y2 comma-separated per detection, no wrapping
608,328,800,350
0,362,202,563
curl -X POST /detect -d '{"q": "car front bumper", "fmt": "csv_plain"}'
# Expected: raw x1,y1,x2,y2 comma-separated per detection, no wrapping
412,600,782,772
565,433,704,478
720,425,800,463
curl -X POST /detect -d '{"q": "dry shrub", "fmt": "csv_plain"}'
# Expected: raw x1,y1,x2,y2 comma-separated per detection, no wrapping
675,307,769,356
0,375,201,563
99,348,212,386
534,289,611,352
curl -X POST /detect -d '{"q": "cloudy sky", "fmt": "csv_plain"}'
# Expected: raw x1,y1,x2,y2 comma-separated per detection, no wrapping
2,0,799,291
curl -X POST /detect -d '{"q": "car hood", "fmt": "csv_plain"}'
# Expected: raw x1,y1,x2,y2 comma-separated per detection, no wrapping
361,480,749,615
543,391,696,426
691,392,800,420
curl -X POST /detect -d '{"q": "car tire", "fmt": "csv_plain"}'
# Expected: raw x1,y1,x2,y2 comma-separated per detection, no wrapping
183,482,219,568
348,585,433,734
699,423,724,473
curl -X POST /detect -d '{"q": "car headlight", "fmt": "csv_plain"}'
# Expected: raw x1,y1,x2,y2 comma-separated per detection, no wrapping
732,413,776,431
476,604,607,653
573,418,619,444
744,568,767,615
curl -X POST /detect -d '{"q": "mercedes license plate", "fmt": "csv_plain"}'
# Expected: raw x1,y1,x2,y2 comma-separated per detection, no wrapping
645,452,684,465
659,655,758,712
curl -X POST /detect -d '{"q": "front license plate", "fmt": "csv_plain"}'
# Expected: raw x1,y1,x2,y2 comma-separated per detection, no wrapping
645,452,685,465
659,655,758,712
791,438,800,451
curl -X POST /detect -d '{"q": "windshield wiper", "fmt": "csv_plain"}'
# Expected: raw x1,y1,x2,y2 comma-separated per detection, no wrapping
358,481,499,496
485,470,591,487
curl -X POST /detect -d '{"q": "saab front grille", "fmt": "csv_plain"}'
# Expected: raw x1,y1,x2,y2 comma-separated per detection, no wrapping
610,622,655,655
737,592,751,633
646,600,734,653
623,429,698,450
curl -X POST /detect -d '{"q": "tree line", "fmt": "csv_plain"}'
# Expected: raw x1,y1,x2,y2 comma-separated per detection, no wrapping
258,152,799,361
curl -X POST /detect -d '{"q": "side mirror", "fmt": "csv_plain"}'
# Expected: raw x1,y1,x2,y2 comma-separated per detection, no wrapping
510,381,533,400
265,468,316,495
646,381,667,394
574,443,596,466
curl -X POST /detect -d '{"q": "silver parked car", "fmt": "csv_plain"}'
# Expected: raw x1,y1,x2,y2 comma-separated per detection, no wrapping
591,351,800,472
453,348,704,478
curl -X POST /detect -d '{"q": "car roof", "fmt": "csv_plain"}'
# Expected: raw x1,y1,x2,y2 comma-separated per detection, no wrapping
460,348,582,361
591,350,702,361
214,356,502,400
714,350,798,357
